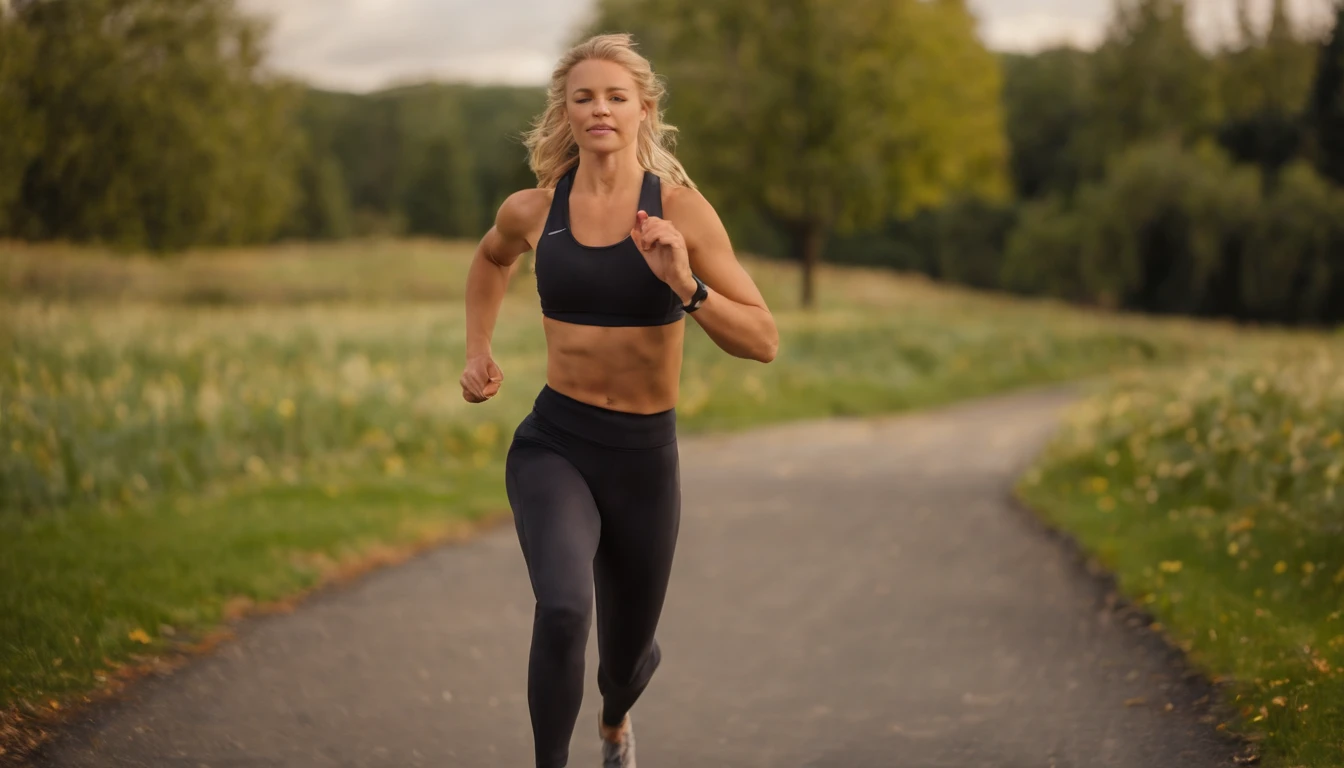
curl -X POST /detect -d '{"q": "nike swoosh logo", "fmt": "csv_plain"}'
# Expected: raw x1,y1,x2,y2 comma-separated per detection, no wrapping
548,228,567,236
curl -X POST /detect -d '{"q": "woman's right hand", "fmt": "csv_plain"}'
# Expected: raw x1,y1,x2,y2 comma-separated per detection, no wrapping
460,354,504,403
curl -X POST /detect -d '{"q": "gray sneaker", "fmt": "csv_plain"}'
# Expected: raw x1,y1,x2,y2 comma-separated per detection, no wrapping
598,712,636,768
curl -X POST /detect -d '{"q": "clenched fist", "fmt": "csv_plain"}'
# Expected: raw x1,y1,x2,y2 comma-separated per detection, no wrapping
460,354,503,403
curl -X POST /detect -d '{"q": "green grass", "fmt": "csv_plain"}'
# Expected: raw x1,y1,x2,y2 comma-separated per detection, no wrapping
1,467,507,707
0,237,1319,756
1016,344,1344,767
0,238,482,305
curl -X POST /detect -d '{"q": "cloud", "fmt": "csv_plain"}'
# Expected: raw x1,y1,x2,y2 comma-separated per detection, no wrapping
239,0,594,91
238,0,1338,92
969,0,1107,51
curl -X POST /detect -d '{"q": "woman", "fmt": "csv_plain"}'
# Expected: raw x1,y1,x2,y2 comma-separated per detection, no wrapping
460,33,778,768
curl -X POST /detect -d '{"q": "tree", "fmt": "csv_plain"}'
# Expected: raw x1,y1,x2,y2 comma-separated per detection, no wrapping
283,141,352,240
1080,0,1219,179
1241,161,1344,323
1001,47,1094,199
1305,2,1344,186
1214,0,1320,181
10,0,303,251
1075,141,1260,316
0,11,39,234
404,136,479,238
587,0,1009,307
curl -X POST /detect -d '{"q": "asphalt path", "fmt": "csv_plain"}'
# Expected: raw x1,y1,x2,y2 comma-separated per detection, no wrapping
33,384,1241,767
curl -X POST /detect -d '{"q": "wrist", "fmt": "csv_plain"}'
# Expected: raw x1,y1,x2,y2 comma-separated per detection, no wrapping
672,270,698,304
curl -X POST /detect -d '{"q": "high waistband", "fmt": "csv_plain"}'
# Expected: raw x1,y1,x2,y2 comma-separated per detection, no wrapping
531,384,677,450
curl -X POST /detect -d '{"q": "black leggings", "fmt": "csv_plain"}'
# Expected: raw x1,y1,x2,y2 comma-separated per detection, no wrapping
504,385,681,768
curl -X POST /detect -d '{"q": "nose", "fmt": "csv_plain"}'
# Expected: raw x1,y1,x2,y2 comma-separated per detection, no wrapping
594,99,610,116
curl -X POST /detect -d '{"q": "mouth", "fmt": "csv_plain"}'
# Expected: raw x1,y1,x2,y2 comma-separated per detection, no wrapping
588,125,616,135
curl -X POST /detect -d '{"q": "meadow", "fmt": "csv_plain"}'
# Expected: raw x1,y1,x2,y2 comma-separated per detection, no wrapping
0,237,1330,760
1018,342,1344,767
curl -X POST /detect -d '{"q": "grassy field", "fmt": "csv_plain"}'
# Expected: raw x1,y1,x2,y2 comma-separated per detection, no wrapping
1017,342,1344,767
0,236,1323,759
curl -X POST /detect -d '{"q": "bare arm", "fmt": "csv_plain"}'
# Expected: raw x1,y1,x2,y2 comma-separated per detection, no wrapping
461,189,547,402
665,188,779,363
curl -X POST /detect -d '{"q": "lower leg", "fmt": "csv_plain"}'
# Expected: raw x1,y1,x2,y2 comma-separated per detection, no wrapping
593,488,678,729
529,603,591,767
598,639,661,728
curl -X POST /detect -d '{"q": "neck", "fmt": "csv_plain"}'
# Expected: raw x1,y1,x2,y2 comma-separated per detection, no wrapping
572,146,644,198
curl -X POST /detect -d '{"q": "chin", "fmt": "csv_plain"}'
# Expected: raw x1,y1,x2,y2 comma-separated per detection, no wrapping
577,132,630,152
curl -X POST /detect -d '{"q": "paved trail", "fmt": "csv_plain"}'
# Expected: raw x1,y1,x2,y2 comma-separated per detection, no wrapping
35,385,1239,767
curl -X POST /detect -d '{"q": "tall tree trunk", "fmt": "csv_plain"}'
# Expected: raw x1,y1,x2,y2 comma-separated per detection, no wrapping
791,220,825,309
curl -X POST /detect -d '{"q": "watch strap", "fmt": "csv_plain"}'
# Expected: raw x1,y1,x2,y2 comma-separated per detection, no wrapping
682,274,708,312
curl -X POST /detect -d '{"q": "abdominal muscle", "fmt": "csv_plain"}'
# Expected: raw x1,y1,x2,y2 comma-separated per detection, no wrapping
542,317,685,414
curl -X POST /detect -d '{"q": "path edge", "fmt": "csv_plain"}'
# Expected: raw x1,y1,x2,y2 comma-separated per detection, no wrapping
2,510,516,767
1001,482,1260,766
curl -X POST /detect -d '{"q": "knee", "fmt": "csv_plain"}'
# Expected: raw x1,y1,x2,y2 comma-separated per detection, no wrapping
535,601,591,652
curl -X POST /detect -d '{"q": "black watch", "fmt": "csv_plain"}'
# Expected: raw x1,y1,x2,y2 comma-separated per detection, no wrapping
682,274,708,313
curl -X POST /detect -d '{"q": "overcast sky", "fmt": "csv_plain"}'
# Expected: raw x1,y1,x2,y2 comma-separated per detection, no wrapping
236,0,1338,93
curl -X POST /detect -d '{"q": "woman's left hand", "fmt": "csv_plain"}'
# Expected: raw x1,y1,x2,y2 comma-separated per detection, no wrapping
631,210,694,298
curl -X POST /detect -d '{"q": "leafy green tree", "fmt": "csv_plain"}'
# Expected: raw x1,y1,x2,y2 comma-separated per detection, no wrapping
284,141,353,240
11,0,303,251
1011,142,1261,315
1306,2,1344,186
999,196,1087,301
1081,0,1219,179
0,11,39,234
310,83,527,238
932,196,1017,289
1000,47,1094,199
451,85,547,232
404,136,479,238
1241,161,1344,323
588,0,1009,307
1214,0,1320,180
332,94,406,233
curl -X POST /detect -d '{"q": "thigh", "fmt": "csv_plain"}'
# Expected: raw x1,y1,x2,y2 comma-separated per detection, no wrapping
505,439,601,607
592,444,681,653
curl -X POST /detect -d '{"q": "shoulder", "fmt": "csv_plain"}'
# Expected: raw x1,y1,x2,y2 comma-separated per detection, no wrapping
495,187,553,239
660,183,724,243
661,183,718,226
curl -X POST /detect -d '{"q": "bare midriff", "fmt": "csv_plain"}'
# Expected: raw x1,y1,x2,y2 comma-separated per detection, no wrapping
542,318,684,414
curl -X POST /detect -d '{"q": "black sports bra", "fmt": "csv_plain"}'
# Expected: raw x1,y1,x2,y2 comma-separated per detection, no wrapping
534,165,685,327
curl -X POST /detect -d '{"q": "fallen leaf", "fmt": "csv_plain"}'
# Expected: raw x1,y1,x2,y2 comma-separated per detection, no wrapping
128,629,152,644
1124,697,1146,707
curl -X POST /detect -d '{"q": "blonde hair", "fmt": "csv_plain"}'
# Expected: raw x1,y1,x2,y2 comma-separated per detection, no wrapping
523,33,697,191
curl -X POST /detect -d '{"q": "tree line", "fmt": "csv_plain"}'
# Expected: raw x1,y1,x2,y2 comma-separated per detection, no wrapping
2,0,1343,325
877,0,1344,327
0,0,539,251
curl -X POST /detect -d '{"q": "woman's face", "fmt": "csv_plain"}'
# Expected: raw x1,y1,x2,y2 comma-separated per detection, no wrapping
566,58,646,153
